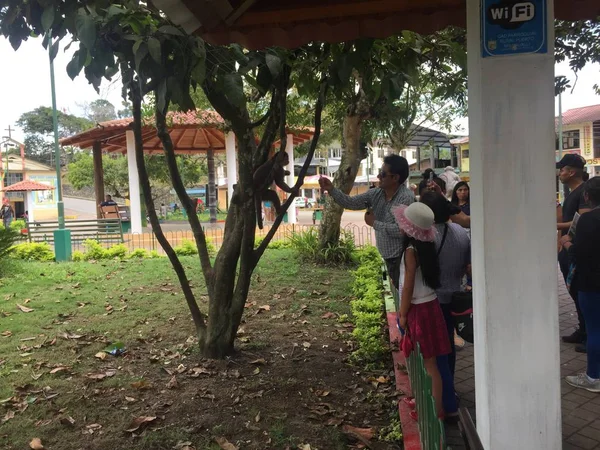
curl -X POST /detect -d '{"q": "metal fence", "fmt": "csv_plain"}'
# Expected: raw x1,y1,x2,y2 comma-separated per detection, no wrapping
390,283,448,450
69,222,376,254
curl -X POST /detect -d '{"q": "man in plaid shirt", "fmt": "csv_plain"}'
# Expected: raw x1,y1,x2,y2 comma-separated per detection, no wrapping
319,155,414,286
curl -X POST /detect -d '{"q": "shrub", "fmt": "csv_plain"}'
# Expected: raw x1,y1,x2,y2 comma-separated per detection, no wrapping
105,244,128,259
0,227,20,259
348,247,387,364
11,242,54,261
255,236,291,250
82,239,108,260
129,248,150,259
72,250,85,262
10,219,26,231
289,228,356,265
173,238,216,257
149,250,161,258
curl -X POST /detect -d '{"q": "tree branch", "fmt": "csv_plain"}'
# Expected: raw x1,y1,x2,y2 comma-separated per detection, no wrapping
247,110,271,129
253,76,329,261
154,104,215,291
129,74,207,334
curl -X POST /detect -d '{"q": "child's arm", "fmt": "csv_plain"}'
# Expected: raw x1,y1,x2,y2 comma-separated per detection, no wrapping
399,248,416,329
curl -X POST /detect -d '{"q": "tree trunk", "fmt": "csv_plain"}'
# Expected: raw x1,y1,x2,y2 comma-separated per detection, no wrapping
319,114,367,248
207,148,217,223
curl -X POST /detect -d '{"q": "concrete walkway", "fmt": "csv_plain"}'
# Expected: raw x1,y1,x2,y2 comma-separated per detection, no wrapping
447,276,600,449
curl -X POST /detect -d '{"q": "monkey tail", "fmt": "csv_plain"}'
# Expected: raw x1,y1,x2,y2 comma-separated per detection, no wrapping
255,194,264,230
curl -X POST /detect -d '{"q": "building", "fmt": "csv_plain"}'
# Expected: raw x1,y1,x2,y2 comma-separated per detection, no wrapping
557,104,600,177
1,155,58,220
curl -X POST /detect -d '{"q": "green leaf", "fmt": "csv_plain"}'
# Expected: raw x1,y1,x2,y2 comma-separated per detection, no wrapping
256,66,272,94
265,53,282,78
158,25,183,36
75,13,96,49
223,73,246,108
147,37,161,63
49,40,59,61
156,79,167,113
191,59,206,85
106,5,126,18
66,51,84,79
41,7,54,32
134,42,148,71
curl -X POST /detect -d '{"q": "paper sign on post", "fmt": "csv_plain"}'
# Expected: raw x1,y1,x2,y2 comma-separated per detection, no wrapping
482,0,547,57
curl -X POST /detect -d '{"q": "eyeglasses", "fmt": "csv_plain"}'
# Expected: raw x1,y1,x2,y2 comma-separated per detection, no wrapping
378,171,389,179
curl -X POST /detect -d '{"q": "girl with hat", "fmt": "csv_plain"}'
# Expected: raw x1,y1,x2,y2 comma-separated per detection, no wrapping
393,202,451,418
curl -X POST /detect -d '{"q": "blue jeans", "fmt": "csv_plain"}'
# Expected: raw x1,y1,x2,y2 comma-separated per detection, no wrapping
578,291,600,379
437,303,457,414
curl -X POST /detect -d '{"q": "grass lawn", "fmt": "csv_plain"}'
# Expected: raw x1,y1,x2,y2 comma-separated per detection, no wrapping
0,250,398,450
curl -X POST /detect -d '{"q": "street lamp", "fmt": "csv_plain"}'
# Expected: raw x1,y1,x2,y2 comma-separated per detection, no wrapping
48,38,72,261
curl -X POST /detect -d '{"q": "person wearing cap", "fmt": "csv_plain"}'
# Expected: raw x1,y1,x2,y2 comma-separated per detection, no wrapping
393,202,450,419
557,154,591,350
318,154,413,287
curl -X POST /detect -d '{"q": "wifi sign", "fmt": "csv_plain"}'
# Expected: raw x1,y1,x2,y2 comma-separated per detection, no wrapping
482,0,547,57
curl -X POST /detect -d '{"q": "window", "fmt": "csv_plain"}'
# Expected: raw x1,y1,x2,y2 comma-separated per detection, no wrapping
329,148,342,158
594,121,600,158
462,149,470,158
556,130,580,150
401,150,406,158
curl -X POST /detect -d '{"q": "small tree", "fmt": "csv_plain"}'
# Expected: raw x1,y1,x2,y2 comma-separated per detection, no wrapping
0,0,327,358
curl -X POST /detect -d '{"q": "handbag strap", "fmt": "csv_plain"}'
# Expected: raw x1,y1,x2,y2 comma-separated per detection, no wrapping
437,224,449,257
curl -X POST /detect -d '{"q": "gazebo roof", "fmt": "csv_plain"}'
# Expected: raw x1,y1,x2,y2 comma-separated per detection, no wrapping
61,110,315,154
3,180,55,192
153,0,600,49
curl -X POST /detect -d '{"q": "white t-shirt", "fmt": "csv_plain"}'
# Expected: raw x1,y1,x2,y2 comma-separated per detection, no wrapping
399,245,437,305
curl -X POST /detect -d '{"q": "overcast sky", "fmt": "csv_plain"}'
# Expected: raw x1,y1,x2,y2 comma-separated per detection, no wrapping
0,37,598,142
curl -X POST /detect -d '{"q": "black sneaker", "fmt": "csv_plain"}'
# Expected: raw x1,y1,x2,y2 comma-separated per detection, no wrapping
575,343,587,354
562,329,586,344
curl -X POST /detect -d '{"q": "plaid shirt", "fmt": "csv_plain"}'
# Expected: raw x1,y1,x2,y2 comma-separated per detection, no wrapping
330,185,414,259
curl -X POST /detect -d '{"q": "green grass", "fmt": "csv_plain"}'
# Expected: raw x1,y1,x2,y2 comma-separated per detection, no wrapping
0,249,362,450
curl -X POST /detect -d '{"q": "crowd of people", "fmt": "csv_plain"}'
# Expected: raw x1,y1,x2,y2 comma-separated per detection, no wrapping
318,152,600,422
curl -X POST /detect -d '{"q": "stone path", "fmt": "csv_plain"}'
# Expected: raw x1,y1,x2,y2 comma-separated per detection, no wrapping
447,277,600,449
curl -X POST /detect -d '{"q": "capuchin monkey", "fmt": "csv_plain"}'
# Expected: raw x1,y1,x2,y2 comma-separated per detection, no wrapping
253,150,297,229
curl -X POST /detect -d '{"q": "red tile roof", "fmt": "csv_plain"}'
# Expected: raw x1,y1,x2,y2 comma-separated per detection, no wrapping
3,180,55,192
560,104,600,126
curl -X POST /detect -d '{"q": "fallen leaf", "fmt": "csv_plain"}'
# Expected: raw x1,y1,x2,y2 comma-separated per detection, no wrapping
23,298,31,304
342,424,374,441
2,410,15,423
17,304,34,313
249,358,266,365
131,380,152,390
254,411,261,423
321,312,336,319
1,330,12,337
298,445,312,450
214,437,238,450
252,367,260,375
167,375,178,389
302,342,311,349
326,417,343,426
60,416,76,427
95,352,107,360
49,366,70,374
259,305,271,311
125,416,157,433
125,396,136,402
29,438,45,449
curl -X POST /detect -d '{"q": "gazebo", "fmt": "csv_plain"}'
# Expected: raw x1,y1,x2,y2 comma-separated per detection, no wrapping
2,179,55,223
61,110,314,233
151,1,600,450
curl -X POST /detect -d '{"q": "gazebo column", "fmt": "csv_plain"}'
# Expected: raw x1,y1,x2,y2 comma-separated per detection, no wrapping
92,141,105,219
25,192,33,223
207,147,217,224
225,132,237,207
467,1,560,449
285,134,297,224
125,131,143,234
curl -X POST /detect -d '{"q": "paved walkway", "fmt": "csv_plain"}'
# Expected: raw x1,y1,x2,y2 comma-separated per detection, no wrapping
447,277,600,449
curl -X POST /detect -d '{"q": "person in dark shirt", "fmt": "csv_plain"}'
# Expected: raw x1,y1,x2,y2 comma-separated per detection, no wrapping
451,181,471,216
561,177,600,392
557,154,590,349
99,195,118,207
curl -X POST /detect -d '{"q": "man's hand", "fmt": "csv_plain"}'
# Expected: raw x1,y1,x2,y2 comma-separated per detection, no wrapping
364,210,375,226
559,234,572,248
318,176,334,193
427,181,443,195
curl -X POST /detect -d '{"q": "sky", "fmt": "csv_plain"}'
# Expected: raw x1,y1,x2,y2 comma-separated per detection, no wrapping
0,37,599,142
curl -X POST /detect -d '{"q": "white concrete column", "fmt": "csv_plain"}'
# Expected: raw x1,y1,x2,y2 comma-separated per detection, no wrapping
26,192,33,223
225,132,237,206
467,1,560,449
285,134,297,224
125,130,143,234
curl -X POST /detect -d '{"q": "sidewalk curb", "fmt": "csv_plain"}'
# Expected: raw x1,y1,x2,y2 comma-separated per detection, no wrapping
383,277,421,450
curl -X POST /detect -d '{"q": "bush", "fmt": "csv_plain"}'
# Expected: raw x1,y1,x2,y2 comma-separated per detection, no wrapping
105,244,128,259
289,228,356,265
10,219,26,231
72,250,85,262
254,236,291,250
129,248,150,259
349,247,387,364
0,227,20,259
11,242,54,261
173,238,216,257
80,240,128,260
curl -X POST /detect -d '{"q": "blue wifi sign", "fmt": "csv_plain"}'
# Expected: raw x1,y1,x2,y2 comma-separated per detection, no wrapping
482,0,547,57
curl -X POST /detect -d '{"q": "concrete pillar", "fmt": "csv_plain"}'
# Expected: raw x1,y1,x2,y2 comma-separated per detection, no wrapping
467,1,560,449
285,134,296,224
225,132,237,205
25,191,33,223
125,130,143,234
92,141,105,219
207,147,217,224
